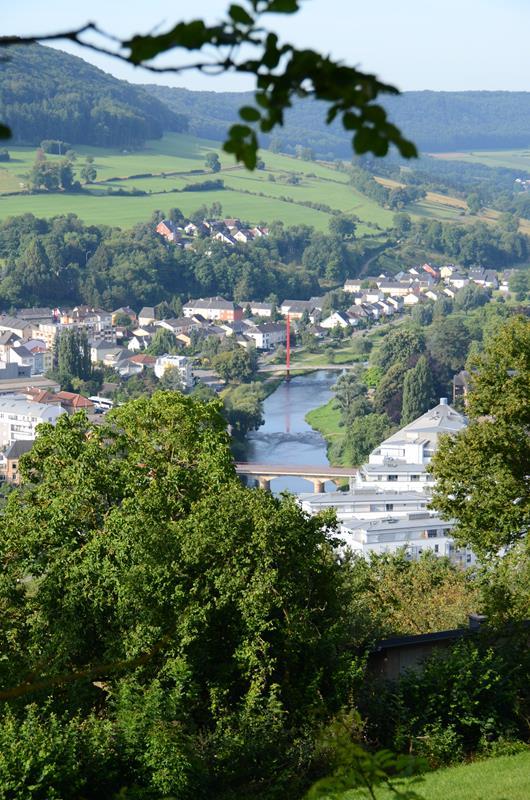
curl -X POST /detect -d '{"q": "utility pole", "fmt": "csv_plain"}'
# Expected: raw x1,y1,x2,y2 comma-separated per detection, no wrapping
286,313,291,381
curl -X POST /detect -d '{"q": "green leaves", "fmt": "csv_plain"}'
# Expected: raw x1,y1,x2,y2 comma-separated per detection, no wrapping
0,124,10,139
223,123,259,169
229,4,254,25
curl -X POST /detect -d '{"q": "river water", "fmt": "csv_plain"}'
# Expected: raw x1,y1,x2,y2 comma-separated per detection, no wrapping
245,370,340,494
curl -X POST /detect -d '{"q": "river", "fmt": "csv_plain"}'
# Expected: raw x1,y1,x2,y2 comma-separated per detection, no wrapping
245,370,339,494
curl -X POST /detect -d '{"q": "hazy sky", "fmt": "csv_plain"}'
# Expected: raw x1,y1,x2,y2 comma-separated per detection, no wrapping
5,0,530,93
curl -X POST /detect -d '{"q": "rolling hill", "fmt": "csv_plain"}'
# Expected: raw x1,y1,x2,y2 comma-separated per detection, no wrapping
0,44,187,147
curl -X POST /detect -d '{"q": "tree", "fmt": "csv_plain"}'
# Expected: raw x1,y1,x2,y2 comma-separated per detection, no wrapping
467,193,482,214
401,355,435,424
223,382,264,436
205,152,221,173
430,317,530,557
328,214,356,240
1,3,417,168
427,316,471,373
375,327,425,373
453,283,490,312
147,327,179,356
158,365,184,391
508,270,529,301
57,328,92,383
332,373,366,423
342,412,393,466
0,393,358,798
80,155,97,183
212,345,256,383
346,550,479,637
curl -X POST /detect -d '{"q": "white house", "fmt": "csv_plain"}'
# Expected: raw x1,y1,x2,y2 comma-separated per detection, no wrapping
354,399,466,493
344,279,362,293
320,311,356,329
244,322,287,350
154,354,193,388
338,513,475,566
0,396,65,448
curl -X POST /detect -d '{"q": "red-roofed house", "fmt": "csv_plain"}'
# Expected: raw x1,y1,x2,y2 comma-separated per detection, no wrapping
54,392,94,414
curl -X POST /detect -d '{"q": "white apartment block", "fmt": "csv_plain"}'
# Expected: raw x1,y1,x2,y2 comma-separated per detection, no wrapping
297,400,472,565
0,396,65,448
154,354,194,388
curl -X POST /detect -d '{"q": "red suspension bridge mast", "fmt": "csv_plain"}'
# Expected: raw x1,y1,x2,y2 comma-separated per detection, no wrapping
285,313,291,380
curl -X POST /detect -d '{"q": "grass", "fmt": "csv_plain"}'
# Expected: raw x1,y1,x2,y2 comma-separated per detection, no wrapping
306,398,343,440
431,148,530,172
0,133,394,231
346,751,530,800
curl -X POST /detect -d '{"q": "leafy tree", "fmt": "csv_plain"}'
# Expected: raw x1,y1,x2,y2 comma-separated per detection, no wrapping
114,311,133,327
223,382,264,436
212,345,256,383
374,327,425,373
80,155,97,183
427,316,471,373
205,151,221,173
411,303,433,327
147,327,179,356
467,192,482,214
0,393,358,798
508,270,529,301
373,362,409,423
393,212,412,237
332,373,366,423
342,412,393,466
430,316,530,557
401,355,435,424
454,283,490,312
57,328,92,383
328,214,356,240
158,365,184,392
346,550,479,637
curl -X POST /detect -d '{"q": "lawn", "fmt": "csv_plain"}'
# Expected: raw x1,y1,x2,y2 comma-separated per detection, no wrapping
345,751,530,800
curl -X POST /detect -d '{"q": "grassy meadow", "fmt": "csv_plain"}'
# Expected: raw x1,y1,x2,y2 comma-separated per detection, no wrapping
4,134,530,234
431,148,530,171
0,132,392,232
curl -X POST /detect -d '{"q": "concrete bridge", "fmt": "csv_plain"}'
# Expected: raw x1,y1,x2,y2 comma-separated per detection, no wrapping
235,462,357,493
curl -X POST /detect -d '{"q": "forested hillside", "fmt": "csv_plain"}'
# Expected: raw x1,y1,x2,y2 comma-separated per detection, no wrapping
150,85,530,157
0,45,187,147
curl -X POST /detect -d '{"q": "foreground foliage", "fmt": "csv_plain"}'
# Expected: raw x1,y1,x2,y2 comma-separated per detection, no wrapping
0,392,361,798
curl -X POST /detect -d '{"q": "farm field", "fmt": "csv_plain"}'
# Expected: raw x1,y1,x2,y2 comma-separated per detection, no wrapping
0,133,393,231
346,751,530,800
431,147,530,172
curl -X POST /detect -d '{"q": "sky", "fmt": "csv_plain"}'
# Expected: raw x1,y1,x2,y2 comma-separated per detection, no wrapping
5,0,530,93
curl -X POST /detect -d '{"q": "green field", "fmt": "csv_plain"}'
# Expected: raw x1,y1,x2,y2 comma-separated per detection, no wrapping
0,133,393,231
346,751,530,800
431,148,530,172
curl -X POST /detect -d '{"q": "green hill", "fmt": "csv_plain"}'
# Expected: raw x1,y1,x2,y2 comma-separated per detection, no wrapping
0,44,187,147
149,84,530,157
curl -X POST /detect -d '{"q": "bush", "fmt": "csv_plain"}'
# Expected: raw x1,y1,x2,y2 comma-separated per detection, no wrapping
414,722,464,769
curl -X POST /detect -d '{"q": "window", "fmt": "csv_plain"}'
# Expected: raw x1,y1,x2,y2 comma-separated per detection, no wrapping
434,544,439,553
427,530,438,538
411,474,420,481
388,475,398,482
385,503,394,511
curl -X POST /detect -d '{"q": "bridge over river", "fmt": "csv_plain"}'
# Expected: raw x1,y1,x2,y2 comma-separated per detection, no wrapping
235,462,357,493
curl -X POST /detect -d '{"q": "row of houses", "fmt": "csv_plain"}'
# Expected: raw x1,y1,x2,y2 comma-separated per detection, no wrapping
298,399,475,566
156,217,269,247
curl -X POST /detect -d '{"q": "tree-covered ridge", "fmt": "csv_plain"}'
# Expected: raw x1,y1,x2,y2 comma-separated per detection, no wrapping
0,44,187,147
150,84,530,157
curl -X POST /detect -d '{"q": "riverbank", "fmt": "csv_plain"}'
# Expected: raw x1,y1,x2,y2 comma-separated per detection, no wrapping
305,398,348,466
